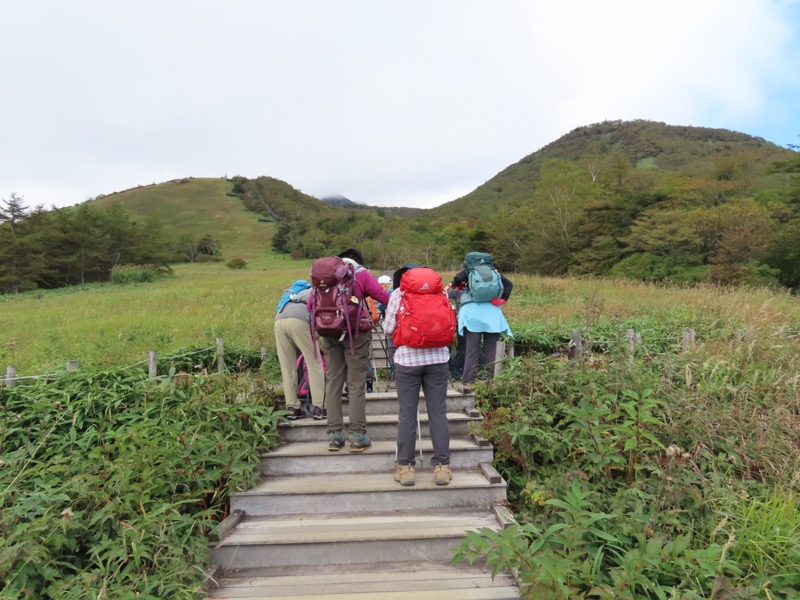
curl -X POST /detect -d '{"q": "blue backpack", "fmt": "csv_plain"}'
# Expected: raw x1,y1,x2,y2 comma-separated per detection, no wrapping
462,252,503,304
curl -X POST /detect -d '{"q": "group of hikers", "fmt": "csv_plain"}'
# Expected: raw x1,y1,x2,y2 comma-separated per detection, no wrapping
273,248,513,487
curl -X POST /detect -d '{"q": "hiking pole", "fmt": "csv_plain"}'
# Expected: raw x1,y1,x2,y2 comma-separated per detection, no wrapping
372,323,395,388
417,404,424,466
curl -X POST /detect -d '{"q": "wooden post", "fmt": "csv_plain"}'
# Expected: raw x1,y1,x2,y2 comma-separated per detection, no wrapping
66,360,79,372
216,338,225,373
568,329,582,359
148,351,158,379
260,347,268,363
626,329,642,364
494,340,506,377
682,329,696,352
4,366,16,388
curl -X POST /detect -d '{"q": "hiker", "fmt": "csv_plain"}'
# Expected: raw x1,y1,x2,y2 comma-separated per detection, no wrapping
383,264,455,487
447,286,466,380
274,279,325,420
376,273,395,364
450,252,513,385
315,248,390,452
377,274,392,317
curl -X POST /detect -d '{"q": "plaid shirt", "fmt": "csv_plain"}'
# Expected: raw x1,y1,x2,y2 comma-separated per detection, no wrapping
383,289,450,367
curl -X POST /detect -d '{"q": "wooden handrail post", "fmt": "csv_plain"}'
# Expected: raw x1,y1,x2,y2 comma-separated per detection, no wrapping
569,329,582,359
148,351,158,379
494,340,506,377
682,329,696,352
216,338,225,373
4,366,16,388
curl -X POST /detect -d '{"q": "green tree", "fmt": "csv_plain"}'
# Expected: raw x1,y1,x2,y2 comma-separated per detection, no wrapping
0,194,48,293
763,219,800,290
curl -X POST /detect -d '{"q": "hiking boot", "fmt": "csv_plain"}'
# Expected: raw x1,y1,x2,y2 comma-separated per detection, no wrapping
349,432,372,452
394,464,415,486
286,406,307,421
433,464,452,486
328,432,345,452
312,406,326,420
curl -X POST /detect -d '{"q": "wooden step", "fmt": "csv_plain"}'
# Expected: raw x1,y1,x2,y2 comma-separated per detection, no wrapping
261,438,495,476
230,465,507,516
210,360,516,596
211,510,505,570
278,410,481,443
281,389,476,417
208,561,519,598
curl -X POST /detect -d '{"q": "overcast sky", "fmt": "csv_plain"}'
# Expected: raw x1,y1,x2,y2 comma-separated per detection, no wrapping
3,0,800,210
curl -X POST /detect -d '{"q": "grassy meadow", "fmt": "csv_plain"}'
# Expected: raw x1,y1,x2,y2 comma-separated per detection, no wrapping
3,256,800,597
3,254,799,377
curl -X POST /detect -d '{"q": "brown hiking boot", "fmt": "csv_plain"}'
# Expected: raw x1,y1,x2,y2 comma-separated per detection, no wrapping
433,464,452,486
394,464,415,486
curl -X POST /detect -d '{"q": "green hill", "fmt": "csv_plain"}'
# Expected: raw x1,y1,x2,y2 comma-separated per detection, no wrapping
73,120,799,287
428,120,795,222
91,177,275,260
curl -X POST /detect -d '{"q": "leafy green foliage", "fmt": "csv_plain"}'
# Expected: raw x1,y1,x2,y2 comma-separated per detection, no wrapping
110,264,173,284
459,318,799,598
0,197,174,293
0,365,283,598
225,257,247,270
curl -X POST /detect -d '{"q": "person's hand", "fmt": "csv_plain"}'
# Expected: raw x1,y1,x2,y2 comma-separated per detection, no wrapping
490,298,506,307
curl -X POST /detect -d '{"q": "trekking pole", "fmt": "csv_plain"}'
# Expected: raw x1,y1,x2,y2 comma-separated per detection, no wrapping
372,321,394,390
417,405,424,466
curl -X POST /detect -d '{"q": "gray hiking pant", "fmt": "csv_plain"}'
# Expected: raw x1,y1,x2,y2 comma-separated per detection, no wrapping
462,330,500,384
395,361,450,467
320,329,372,434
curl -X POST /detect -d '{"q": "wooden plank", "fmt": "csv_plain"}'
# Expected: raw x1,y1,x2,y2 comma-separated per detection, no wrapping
211,576,515,596
209,587,519,599
241,469,495,495
266,438,481,457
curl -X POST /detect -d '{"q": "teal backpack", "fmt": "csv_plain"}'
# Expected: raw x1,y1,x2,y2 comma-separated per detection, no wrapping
462,252,503,303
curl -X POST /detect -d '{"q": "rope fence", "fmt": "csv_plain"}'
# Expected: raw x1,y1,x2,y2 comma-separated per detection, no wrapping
1,338,255,388
4,327,701,389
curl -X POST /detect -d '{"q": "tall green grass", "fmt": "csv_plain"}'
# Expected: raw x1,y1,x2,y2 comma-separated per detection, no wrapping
3,266,800,378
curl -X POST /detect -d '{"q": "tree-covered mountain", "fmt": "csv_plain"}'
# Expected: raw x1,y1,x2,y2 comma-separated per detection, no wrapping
2,119,799,293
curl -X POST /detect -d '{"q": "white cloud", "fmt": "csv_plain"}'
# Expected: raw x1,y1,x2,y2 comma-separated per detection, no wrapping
1,0,799,209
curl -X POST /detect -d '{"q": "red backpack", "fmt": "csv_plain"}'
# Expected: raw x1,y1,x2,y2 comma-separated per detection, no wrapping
309,256,371,353
392,267,456,349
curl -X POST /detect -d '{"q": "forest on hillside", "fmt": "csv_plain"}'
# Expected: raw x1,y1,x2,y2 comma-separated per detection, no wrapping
0,195,223,293
262,122,800,289
2,121,800,294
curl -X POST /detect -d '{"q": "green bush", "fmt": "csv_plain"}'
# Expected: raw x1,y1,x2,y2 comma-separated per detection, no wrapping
0,366,283,598
226,258,247,269
458,326,800,598
109,264,171,284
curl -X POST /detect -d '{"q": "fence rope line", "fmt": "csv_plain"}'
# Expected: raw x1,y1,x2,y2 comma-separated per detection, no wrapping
3,344,218,384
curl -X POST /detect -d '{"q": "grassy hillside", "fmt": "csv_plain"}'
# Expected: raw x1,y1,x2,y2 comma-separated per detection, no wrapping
0,256,310,374
429,120,796,222
91,177,275,260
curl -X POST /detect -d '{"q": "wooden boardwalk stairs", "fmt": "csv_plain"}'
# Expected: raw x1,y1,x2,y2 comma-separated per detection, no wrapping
207,331,520,598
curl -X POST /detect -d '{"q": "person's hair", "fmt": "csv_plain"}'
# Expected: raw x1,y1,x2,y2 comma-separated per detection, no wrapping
338,248,364,265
